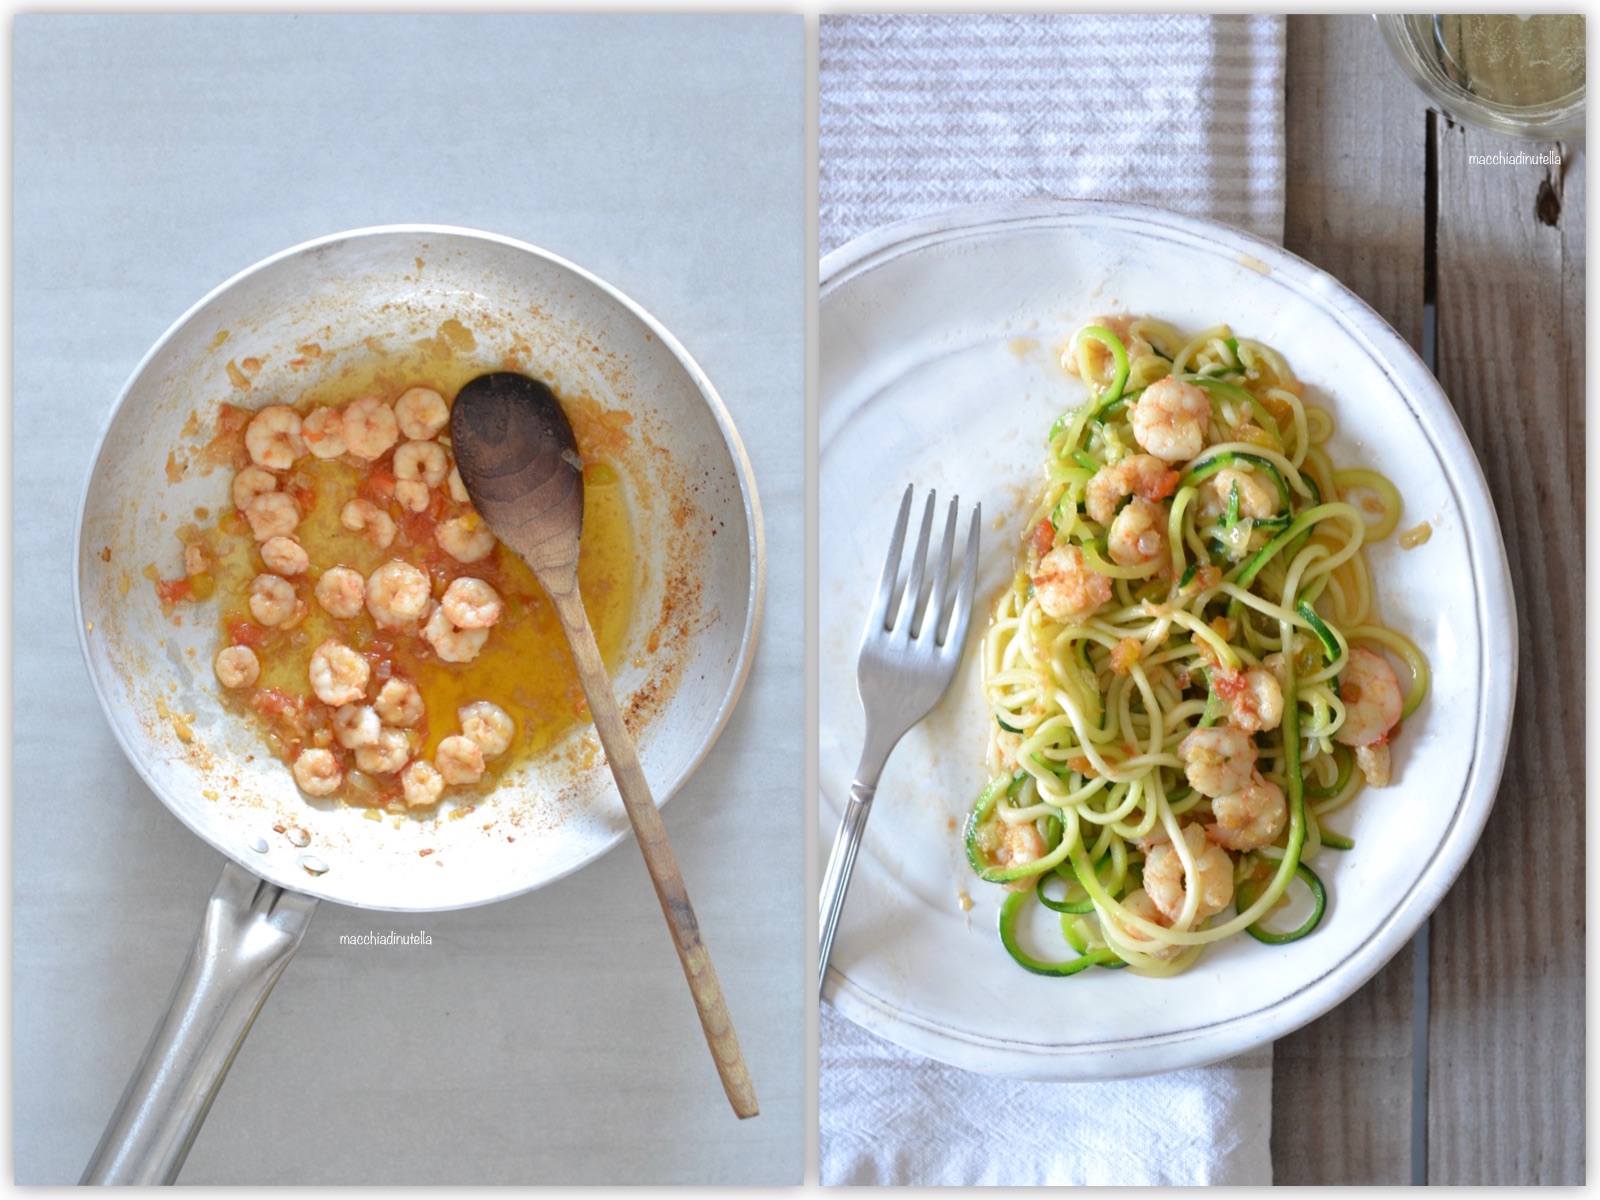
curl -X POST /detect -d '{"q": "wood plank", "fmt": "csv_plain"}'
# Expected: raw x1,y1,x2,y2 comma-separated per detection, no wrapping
1284,15,1430,348
1427,121,1585,1185
1273,14,1430,1185
1561,144,1586,519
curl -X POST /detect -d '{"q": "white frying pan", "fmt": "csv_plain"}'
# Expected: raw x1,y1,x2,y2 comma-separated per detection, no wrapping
72,227,765,1182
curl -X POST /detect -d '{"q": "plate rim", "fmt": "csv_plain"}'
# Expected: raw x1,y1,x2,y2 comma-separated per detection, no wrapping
72,223,767,914
818,199,1517,1079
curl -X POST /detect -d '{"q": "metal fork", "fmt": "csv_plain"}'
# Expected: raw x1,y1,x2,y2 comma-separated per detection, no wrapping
818,485,981,997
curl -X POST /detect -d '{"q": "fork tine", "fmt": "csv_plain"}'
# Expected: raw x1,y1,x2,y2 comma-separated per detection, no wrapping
897,491,937,635
923,495,959,642
868,484,914,634
943,502,982,650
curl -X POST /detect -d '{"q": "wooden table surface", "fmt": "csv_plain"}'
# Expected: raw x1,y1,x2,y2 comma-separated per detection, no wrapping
1273,15,1584,1185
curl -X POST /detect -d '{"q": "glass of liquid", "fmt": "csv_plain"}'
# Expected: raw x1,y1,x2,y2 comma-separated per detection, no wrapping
1376,14,1585,138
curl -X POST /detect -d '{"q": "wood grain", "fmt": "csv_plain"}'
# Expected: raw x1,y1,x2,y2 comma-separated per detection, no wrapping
1426,120,1584,1185
451,372,760,1120
1275,15,1428,1184
449,372,586,577
546,582,760,1120
1284,16,1430,350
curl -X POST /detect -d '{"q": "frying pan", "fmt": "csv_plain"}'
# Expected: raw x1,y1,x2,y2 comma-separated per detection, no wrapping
72,226,765,1182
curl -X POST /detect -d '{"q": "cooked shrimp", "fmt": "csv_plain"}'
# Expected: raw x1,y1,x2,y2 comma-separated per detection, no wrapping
260,535,309,577
374,677,424,727
1198,465,1279,522
248,573,298,627
214,645,259,689
332,703,382,749
308,638,370,706
434,734,485,785
342,395,399,461
1107,497,1169,567
441,577,503,629
394,440,449,484
365,560,431,630
1085,454,1181,525
1208,770,1286,851
1032,544,1113,624
1143,824,1234,924
422,602,489,663
232,465,278,511
292,748,342,797
436,514,496,564
1213,665,1283,734
993,729,1023,773
400,760,445,809
1355,743,1392,787
1108,889,1184,962
393,440,450,512
460,701,515,758
244,491,299,542
354,725,410,774
1334,646,1403,747
395,387,449,440
1177,725,1256,797
314,565,366,619
340,498,396,549
393,482,426,514
1064,315,1153,379
998,820,1044,871
301,405,347,460
245,405,306,470
447,465,471,503
1130,377,1211,463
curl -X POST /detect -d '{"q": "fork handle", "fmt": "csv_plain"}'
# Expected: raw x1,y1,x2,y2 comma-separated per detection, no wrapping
818,779,878,999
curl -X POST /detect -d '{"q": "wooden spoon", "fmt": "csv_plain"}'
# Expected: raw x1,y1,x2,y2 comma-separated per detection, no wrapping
449,371,758,1120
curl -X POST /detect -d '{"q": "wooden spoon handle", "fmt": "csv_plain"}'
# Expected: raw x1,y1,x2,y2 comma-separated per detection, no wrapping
548,583,759,1120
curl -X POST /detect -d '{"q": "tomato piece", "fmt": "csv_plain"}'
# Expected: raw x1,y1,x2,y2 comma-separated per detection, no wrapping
251,688,292,717
1137,468,1181,504
154,577,193,605
400,507,438,547
227,616,268,648
360,468,397,504
1212,668,1247,703
251,687,313,748
1030,518,1056,556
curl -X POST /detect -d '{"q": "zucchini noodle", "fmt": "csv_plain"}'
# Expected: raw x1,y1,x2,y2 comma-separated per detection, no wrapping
967,316,1429,977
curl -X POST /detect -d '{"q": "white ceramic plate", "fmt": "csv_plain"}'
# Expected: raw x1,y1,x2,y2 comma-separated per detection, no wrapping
818,201,1514,1080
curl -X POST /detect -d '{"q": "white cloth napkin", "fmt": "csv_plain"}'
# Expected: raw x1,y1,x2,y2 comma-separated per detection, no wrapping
820,1008,1273,1187
818,13,1287,1186
820,13,1286,257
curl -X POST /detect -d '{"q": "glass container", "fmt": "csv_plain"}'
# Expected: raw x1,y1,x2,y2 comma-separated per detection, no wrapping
1376,14,1585,139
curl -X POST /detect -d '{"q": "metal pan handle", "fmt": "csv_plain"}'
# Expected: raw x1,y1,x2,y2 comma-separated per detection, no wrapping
81,859,319,1185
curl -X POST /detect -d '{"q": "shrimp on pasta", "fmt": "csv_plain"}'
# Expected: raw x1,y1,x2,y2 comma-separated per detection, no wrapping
967,316,1429,977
